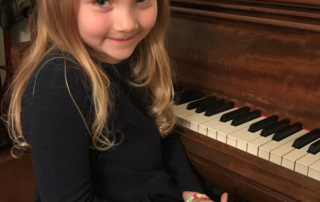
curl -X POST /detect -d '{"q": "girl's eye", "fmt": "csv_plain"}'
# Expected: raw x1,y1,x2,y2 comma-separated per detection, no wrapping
95,0,110,7
137,0,148,3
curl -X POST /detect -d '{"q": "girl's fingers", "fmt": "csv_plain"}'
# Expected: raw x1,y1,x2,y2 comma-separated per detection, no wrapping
220,192,228,202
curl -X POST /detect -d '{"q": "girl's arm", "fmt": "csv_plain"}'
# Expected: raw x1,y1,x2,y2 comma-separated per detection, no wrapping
161,132,204,197
21,58,109,202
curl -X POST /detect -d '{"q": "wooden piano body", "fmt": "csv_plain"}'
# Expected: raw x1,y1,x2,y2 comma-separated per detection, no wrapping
169,0,320,202
2,0,320,201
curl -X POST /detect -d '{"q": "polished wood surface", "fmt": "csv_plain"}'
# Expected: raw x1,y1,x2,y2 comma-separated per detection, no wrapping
1,0,320,201
0,148,36,202
168,0,320,130
176,125,320,202
169,0,320,201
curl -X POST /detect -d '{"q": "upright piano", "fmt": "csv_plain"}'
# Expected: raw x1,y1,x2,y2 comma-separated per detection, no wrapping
168,1,320,202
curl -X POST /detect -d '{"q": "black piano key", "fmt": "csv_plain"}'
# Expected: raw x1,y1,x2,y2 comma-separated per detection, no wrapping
292,128,320,149
187,96,216,110
204,102,234,116
248,115,278,133
174,90,203,105
202,99,226,115
219,107,250,122
307,139,320,154
195,104,214,113
196,98,222,113
181,91,203,105
260,119,290,137
231,110,261,126
186,99,204,110
174,89,193,98
272,122,303,142
203,99,226,115
174,89,194,104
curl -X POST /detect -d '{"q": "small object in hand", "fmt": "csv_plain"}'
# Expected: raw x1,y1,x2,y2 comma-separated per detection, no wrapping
187,193,210,202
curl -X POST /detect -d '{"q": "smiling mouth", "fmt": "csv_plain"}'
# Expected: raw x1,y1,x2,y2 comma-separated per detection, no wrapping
109,35,135,42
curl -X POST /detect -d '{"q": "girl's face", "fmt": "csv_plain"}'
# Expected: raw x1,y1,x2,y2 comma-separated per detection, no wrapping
74,0,158,63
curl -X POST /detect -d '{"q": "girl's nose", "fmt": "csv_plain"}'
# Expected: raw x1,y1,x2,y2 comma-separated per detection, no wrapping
113,10,138,32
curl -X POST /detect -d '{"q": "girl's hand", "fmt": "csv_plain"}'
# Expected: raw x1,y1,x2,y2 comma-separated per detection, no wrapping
193,193,228,202
182,192,228,202
219,193,228,202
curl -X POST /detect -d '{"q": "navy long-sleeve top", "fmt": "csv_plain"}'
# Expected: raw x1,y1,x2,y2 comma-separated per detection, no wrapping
20,49,203,202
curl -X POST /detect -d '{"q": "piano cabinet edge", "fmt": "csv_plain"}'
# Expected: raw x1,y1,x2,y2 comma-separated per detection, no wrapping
186,152,297,202
174,125,320,202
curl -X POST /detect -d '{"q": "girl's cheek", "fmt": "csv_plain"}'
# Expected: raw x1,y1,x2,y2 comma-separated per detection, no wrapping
139,8,158,31
80,13,110,37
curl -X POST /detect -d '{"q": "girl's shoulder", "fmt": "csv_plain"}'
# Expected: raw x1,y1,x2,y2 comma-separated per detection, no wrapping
35,48,81,75
31,48,87,84
23,48,91,103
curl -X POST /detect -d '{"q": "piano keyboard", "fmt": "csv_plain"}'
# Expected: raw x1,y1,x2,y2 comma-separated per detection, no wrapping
173,91,320,182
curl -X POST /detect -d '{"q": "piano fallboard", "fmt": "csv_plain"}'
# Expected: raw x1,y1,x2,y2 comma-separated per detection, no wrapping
168,0,320,130
168,1,320,200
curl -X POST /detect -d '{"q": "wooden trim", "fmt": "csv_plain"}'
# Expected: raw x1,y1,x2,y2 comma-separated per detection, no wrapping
0,154,36,202
171,0,320,10
187,152,297,202
170,6,320,32
171,0,320,19
236,0,320,8
175,125,320,202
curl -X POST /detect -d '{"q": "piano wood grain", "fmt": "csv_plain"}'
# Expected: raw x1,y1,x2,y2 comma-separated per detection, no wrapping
0,152,36,202
187,153,297,202
168,0,320,130
175,125,320,202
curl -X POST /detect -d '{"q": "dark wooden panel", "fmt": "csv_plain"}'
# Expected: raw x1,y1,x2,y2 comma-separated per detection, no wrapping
0,154,36,202
169,1,320,201
236,0,320,8
168,2,320,130
186,152,297,202
171,0,320,10
175,125,320,202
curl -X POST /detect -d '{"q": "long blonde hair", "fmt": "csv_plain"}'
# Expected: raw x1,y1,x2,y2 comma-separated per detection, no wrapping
4,0,175,153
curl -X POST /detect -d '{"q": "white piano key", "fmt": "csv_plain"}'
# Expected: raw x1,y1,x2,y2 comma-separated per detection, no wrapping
295,153,320,175
308,159,320,181
174,98,204,114
247,135,273,156
174,104,188,114
181,112,206,128
208,120,232,141
181,108,236,129
175,100,208,126
175,98,204,109
258,130,308,161
190,108,236,132
175,100,202,126
176,109,197,119
199,118,221,135
194,108,236,134
226,127,249,147
236,130,262,151
173,105,180,112
175,117,181,125
226,117,265,147
181,108,235,128
282,137,320,170
270,139,296,165
220,117,264,145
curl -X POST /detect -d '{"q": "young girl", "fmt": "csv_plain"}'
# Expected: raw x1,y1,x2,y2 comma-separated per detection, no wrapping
6,0,228,202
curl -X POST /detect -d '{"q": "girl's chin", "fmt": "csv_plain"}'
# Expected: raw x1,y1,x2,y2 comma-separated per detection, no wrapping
107,52,134,63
